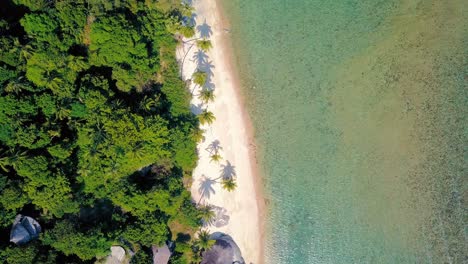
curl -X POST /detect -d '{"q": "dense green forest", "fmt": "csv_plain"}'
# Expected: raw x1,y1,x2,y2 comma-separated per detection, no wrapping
0,0,205,262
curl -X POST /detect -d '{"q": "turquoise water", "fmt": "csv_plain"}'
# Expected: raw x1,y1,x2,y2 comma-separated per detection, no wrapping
220,0,467,263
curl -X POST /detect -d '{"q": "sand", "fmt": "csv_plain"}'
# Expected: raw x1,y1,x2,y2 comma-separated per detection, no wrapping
176,0,263,263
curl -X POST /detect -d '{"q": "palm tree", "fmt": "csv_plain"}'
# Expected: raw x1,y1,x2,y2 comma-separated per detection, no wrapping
191,252,202,263
192,71,207,88
0,155,10,172
16,38,34,62
221,178,237,192
55,107,71,121
181,3,194,18
195,230,215,251
139,95,158,112
196,39,212,52
0,149,27,172
198,110,215,125
209,153,222,163
198,88,215,104
192,128,205,143
47,76,64,93
198,204,216,225
179,26,195,38
4,77,28,94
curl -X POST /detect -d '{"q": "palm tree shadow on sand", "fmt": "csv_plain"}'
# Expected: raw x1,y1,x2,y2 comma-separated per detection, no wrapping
204,81,215,91
206,139,222,154
184,13,197,27
220,161,236,180
190,103,204,115
198,60,215,80
192,49,209,66
198,175,216,203
196,19,213,39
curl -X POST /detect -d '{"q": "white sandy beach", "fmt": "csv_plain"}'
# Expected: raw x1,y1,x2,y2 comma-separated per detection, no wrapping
176,0,263,263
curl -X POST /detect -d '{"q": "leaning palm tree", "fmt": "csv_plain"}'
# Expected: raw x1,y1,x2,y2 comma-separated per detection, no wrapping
198,88,215,103
192,70,207,88
196,39,212,52
195,230,215,251
209,153,222,163
221,178,237,192
192,128,205,143
198,109,215,125
55,107,71,121
198,204,216,226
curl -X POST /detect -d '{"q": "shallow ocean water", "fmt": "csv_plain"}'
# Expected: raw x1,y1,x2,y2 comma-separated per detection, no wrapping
220,0,467,263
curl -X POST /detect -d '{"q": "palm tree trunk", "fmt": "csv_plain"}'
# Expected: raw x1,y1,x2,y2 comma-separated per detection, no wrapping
180,43,196,76
197,195,204,205
183,37,202,44
191,84,199,95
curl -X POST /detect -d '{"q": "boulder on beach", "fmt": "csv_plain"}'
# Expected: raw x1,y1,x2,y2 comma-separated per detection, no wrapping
201,233,245,264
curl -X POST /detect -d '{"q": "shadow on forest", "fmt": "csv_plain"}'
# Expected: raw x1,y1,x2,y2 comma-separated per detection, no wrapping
176,232,191,243
220,161,236,180
196,19,213,39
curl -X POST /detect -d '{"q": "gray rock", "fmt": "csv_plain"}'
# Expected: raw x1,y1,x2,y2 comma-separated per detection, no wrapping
10,215,41,245
201,233,245,264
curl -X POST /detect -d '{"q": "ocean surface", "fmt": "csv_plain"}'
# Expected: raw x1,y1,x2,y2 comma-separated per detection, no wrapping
220,0,467,263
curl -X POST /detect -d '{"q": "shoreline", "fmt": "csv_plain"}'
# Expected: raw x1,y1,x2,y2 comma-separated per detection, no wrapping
214,2,267,263
177,0,265,263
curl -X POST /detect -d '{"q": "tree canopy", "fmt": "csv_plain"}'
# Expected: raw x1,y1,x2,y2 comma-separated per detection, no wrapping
0,0,202,262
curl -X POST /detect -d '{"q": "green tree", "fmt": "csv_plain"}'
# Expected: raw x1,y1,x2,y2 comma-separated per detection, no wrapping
221,178,237,192
192,70,207,88
196,39,212,52
13,0,48,11
0,1,202,261
198,204,215,225
198,88,215,103
0,244,37,264
42,221,111,261
192,128,205,143
194,230,215,251
130,249,152,264
209,153,222,163
121,215,169,246
198,110,215,125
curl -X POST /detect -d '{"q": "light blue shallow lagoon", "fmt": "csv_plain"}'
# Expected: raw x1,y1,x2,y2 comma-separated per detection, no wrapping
220,0,467,263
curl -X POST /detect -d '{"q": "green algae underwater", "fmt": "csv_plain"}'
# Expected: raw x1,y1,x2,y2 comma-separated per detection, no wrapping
220,0,467,263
